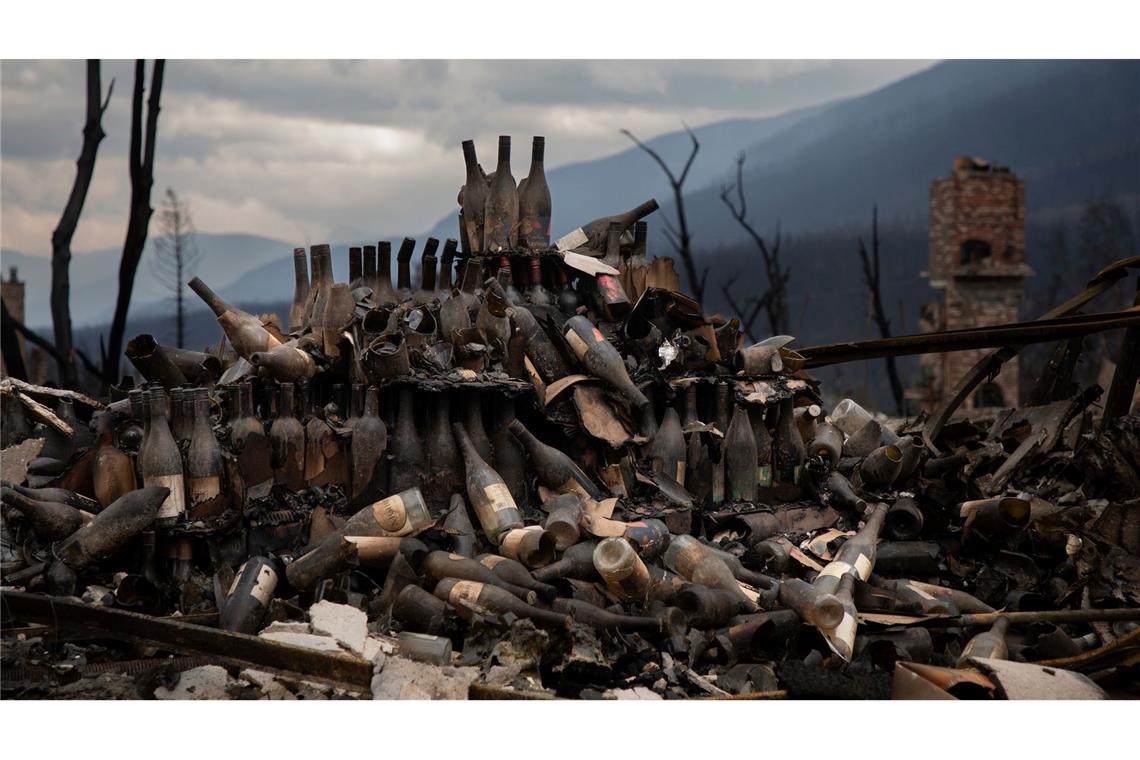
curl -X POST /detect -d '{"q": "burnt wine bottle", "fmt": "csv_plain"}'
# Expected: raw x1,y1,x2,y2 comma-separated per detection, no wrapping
483,136,518,252
518,136,551,249
460,140,489,253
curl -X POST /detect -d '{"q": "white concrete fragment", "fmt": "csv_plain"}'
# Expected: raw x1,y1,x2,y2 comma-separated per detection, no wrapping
154,665,233,700
260,620,312,635
240,668,296,700
370,653,478,700
308,600,368,656
608,686,662,700
363,635,397,663
258,630,344,653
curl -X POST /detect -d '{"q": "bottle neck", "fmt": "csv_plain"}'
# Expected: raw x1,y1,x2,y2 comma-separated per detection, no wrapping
452,423,479,463
293,249,309,290
378,243,393,287
364,388,379,417
363,245,377,282
349,247,363,283
188,278,231,317
439,241,456,290
620,199,659,227
462,141,480,181
193,394,210,426
496,137,511,171
421,255,437,292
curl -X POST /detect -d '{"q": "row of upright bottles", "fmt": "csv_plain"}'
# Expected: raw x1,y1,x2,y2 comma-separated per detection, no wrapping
456,134,659,255
643,382,810,505
460,136,551,253
289,223,654,316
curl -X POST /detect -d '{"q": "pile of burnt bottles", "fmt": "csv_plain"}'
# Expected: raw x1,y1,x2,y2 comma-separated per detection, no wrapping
1,134,1136,700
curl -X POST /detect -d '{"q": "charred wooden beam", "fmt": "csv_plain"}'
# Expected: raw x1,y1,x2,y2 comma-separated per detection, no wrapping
0,591,372,690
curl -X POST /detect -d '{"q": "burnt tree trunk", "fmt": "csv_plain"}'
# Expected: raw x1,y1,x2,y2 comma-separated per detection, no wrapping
50,60,113,388
102,59,165,387
858,206,905,414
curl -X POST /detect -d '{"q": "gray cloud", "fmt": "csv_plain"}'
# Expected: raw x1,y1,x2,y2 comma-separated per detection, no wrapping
1,59,933,256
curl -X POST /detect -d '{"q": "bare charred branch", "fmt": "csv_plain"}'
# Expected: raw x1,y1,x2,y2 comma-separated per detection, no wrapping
102,59,165,387
857,205,905,414
50,60,113,388
622,124,703,302
719,152,789,336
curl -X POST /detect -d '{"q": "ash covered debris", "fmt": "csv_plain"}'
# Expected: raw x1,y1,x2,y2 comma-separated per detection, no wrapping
2,136,1139,701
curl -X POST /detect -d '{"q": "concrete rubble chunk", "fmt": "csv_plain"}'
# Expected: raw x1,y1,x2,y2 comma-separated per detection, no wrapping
154,665,234,700
608,686,663,700
258,630,345,654
363,635,397,663
259,620,312,635
240,668,297,700
309,600,368,657
370,652,478,700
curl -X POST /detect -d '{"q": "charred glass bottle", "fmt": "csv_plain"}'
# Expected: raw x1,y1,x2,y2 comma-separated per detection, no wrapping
748,405,773,488
461,390,493,464
647,407,686,485
425,394,462,512
507,419,603,499
774,397,805,485
434,578,570,629
186,389,224,510
362,244,378,296
724,405,758,502
555,199,659,251
958,616,1010,666
437,238,457,294
189,277,282,359
220,556,278,635
348,245,363,289
421,551,537,603
523,258,553,305
813,502,888,597
453,422,522,544
483,136,518,252
389,387,426,494
395,237,416,301
518,136,551,249
269,383,306,490
532,540,599,582
339,487,432,538
351,387,387,499
414,237,439,304
56,486,168,570
476,554,557,602
592,537,652,603
562,315,650,413
491,396,530,508
139,391,186,527
375,240,398,304
91,412,136,509
0,485,85,541
460,140,489,253
289,249,312,332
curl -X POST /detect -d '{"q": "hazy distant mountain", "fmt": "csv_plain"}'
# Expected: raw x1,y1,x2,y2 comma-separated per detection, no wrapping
3,232,294,329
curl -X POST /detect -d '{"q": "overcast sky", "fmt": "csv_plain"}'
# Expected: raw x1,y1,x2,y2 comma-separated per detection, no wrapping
1,60,932,257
